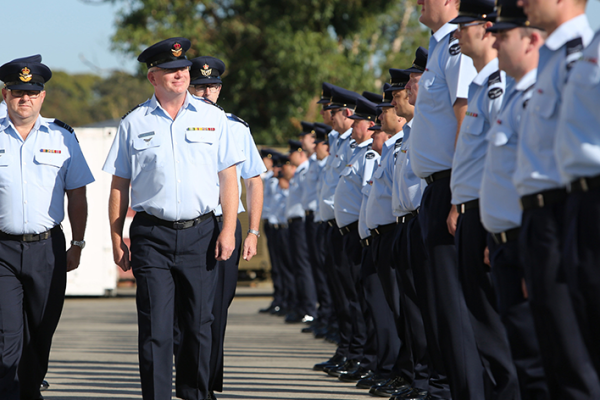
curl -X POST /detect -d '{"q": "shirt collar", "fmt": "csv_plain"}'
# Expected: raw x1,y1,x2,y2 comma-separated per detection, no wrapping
472,58,499,86
297,159,310,172
433,22,458,43
318,156,328,166
340,127,352,139
357,138,373,148
310,152,317,161
516,69,537,91
146,92,196,116
385,130,404,147
544,14,590,51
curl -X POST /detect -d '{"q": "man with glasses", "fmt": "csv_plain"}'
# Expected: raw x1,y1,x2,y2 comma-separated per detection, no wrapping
0,55,94,400
188,55,265,399
103,38,244,400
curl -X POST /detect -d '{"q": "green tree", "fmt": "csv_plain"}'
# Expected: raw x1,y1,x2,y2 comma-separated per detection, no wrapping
88,0,429,144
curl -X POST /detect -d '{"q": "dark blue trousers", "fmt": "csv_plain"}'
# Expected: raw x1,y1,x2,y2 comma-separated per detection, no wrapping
361,244,400,376
419,177,484,400
564,188,600,377
130,213,218,400
209,219,242,393
274,226,296,311
456,208,519,400
392,221,429,390
520,203,600,400
288,218,317,317
487,235,549,400
406,217,452,399
305,215,332,323
263,222,284,309
0,227,66,400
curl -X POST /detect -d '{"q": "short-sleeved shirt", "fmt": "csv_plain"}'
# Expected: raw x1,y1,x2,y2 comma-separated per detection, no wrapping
214,114,266,216
0,115,95,234
313,156,328,222
102,93,244,221
366,131,404,229
0,102,6,119
359,174,375,239
261,169,275,220
319,128,353,221
514,15,593,196
334,139,379,228
302,153,321,212
451,58,507,204
392,120,425,216
269,184,289,225
411,22,477,178
480,71,534,233
285,159,309,220
556,29,600,183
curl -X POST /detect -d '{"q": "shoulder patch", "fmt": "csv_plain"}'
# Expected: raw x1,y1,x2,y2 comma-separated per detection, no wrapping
227,113,249,128
200,97,224,111
488,87,504,99
350,141,357,149
566,37,584,71
367,143,372,151
488,70,502,86
449,32,461,56
394,138,403,149
366,151,376,160
53,119,74,133
122,104,141,120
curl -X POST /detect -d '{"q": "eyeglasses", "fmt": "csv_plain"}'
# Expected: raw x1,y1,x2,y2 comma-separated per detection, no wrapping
457,21,486,31
154,66,190,74
191,84,221,93
7,89,43,99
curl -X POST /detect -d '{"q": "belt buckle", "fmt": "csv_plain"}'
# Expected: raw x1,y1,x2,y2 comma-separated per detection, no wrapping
500,231,508,244
580,177,589,192
401,216,407,224
461,203,466,214
23,234,38,242
374,228,380,235
536,193,545,208
173,221,186,230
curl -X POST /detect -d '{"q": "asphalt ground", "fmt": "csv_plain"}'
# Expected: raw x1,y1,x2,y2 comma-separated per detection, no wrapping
43,291,364,399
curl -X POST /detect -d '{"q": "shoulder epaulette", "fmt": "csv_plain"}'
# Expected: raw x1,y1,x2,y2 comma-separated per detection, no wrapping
350,141,357,149
53,119,74,133
227,113,249,128
365,150,376,160
488,70,502,86
566,37,584,71
522,84,536,109
449,32,461,56
122,104,142,120
200,97,224,111
394,138,403,149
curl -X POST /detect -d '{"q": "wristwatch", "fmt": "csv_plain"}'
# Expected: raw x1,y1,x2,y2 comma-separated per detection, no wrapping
247,229,261,238
71,240,86,250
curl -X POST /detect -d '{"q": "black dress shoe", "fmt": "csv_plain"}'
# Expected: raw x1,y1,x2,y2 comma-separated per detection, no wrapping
40,380,49,391
326,359,360,377
259,304,275,313
274,306,287,316
338,366,374,382
356,373,388,389
390,388,429,400
208,391,217,400
284,311,302,323
313,324,328,338
313,354,347,371
369,376,412,397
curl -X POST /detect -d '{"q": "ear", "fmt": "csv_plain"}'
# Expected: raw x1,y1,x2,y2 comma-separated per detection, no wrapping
147,70,158,87
1,88,6,101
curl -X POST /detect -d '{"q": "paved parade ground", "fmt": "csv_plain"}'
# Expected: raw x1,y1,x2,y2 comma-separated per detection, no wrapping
44,290,359,399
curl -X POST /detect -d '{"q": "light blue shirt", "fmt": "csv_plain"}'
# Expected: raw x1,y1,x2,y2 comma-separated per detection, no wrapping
285,159,309,219
514,15,593,196
319,128,353,221
480,70,535,233
451,59,507,204
301,153,320,212
392,120,425,216
411,22,477,178
261,169,275,220
556,29,600,183
0,115,94,234
334,139,379,228
366,131,404,229
102,92,244,221
359,176,375,239
312,156,328,222
269,183,289,225
214,115,266,216
0,102,6,119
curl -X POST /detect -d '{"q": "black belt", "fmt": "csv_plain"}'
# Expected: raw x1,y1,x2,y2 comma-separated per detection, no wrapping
456,199,479,215
305,210,314,216
0,225,60,242
215,215,223,222
425,169,451,185
138,211,213,230
520,188,567,210
569,175,600,193
326,219,338,228
288,216,303,224
361,237,372,247
370,222,397,237
339,221,359,236
397,209,419,224
272,223,288,229
491,227,520,245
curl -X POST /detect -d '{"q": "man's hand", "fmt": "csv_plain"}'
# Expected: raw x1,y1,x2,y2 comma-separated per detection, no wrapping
484,246,490,267
215,230,235,261
447,205,459,236
113,240,131,272
242,233,258,261
66,246,82,272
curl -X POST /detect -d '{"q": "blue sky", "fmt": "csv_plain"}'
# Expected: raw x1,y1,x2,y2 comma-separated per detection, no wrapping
2,0,600,75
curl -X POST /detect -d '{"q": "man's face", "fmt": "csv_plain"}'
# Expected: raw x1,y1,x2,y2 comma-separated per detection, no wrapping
518,0,558,30
2,88,46,122
315,142,329,160
149,66,190,95
281,163,296,180
189,83,222,103
299,133,316,154
390,89,413,119
493,28,531,78
351,119,374,143
380,106,399,134
289,150,304,166
418,0,451,29
262,157,273,171
320,104,333,126
406,73,423,106
331,108,348,132
453,21,488,58
371,130,390,155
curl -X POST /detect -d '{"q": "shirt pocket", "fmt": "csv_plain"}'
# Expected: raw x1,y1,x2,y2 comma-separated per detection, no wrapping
462,114,485,136
185,131,217,165
34,151,66,186
533,90,559,119
0,153,12,187
132,134,163,171
373,166,384,179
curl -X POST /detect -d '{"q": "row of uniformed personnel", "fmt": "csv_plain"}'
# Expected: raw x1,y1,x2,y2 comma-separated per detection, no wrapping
0,39,267,400
258,0,600,398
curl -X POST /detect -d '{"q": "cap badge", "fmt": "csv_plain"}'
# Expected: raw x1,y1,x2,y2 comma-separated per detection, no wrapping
19,67,32,83
172,43,183,57
201,64,212,77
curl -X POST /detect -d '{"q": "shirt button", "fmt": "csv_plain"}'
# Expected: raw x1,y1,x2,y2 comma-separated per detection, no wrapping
178,180,181,183
24,181,27,184
24,200,27,204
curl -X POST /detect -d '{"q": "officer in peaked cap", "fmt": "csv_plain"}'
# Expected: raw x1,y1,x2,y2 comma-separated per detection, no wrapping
188,54,266,397
104,37,245,400
403,47,429,74
450,0,496,23
324,86,362,111
486,0,536,32
318,82,337,128
0,55,94,400
386,69,411,93
362,91,383,104
298,121,316,158
300,121,315,136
